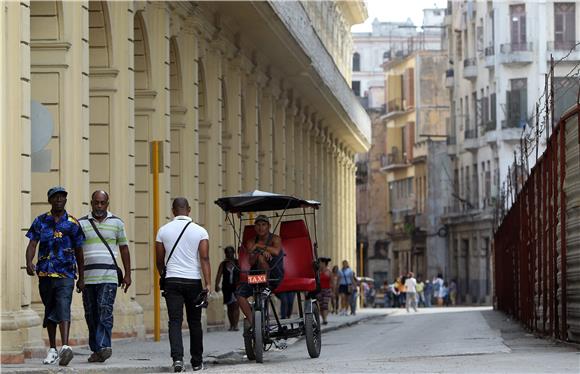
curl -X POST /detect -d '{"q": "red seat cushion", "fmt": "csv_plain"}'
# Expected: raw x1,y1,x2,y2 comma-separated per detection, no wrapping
275,220,316,293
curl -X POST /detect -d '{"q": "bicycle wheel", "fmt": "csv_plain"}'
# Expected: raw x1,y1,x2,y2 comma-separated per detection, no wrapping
254,310,264,363
244,321,256,361
305,301,321,358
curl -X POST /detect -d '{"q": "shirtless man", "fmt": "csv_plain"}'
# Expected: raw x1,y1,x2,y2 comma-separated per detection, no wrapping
236,215,284,333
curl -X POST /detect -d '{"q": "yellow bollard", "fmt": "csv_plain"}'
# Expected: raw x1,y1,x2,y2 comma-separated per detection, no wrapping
152,141,161,342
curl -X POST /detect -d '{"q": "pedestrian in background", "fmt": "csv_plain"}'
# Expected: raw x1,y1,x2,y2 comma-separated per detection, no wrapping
318,257,332,324
424,279,433,307
416,277,425,307
331,265,340,314
155,198,211,372
349,271,359,315
449,279,458,306
79,191,131,363
215,246,240,331
441,282,450,306
404,272,418,313
338,260,356,316
278,292,295,319
433,274,444,306
25,187,85,366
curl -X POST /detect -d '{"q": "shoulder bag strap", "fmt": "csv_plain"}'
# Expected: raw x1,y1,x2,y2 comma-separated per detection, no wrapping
165,221,192,267
89,218,119,269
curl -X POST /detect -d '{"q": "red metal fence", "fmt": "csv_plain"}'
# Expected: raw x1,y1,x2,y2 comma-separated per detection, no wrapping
494,105,580,342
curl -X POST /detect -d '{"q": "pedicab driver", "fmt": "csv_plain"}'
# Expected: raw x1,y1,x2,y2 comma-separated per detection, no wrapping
237,215,285,334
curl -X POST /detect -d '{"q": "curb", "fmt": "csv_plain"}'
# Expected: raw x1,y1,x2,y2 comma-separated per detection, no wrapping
1,312,390,373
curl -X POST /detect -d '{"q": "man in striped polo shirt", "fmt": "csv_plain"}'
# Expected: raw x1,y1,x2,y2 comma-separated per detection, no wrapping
79,190,131,363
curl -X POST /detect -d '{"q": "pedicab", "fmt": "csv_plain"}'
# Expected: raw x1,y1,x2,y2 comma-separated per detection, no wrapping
215,190,325,363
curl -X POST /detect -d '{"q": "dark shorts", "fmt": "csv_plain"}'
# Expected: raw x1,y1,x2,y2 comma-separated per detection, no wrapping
38,277,75,327
236,266,284,298
339,284,351,295
222,287,237,305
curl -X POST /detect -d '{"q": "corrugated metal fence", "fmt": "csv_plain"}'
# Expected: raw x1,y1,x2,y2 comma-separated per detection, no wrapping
494,104,580,342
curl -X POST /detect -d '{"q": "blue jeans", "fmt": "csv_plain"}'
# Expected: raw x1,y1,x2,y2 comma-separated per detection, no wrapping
82,283,117,352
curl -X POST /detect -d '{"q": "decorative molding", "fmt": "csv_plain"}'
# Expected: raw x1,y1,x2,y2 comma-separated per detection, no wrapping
134,89,158,99
170,105,188,114
89,68,120,78
30,41,72,51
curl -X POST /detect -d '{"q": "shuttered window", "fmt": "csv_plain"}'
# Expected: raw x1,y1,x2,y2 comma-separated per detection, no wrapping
555,3,576,49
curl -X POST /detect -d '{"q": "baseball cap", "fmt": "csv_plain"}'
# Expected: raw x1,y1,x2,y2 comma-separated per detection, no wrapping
47,186,68,199
254,214,270,224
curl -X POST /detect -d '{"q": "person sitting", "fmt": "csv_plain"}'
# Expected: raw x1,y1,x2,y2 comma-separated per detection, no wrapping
236,215,284,335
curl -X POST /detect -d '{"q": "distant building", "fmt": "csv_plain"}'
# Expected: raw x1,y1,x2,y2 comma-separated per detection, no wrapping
355,8,448,285
352,9,445,110
442,0,580,305
380,51,450,281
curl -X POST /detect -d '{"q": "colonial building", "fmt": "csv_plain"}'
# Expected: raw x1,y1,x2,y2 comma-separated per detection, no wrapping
0,0,369,363
380,51,450,282
443,0,580,304
351,8,445,110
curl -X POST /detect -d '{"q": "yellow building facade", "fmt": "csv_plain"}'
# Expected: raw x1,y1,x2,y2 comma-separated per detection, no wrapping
381,51,449,280
0,1,369,363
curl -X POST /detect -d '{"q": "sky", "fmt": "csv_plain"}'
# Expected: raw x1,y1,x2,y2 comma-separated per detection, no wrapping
351,0,448,32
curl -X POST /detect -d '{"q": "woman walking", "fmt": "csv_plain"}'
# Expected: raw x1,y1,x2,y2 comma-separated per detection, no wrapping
331,265,340,314
215,246,240,331
338,260,356,316
318,257,332,324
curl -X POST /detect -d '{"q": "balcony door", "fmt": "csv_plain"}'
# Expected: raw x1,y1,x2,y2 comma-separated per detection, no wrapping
555,3,576,50
510,4,526,51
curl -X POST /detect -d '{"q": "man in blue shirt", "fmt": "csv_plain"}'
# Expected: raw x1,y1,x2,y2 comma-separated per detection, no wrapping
25,187,85,366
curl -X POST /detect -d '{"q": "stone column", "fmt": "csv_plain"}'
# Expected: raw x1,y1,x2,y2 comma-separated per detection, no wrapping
284,100,297,196
258,82,274,192
273,91,287,194
314,125,326,255
199,39,224,326
222,54,243,248
302,112,312,199
176,25,199,220
1,1,43,362
106,1,144,338
59,1,91,344
294,110,304,197
242,69,259,192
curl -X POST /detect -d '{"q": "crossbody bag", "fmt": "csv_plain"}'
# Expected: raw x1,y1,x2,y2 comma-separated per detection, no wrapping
88,219,124,287
159,221,192,291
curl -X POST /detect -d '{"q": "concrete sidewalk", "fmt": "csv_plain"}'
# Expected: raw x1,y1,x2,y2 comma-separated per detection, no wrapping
1,309,389,373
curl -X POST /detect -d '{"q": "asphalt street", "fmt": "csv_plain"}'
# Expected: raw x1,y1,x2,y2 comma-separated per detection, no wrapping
209,307,580,373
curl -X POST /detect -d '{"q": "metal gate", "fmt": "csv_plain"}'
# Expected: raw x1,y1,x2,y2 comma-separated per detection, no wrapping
494,104,580,342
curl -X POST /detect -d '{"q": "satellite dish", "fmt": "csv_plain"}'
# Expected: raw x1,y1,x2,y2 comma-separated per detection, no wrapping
31,100,54,153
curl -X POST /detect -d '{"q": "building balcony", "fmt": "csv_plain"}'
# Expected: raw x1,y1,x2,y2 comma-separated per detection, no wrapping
385,98,406,117
498,42,533,65
445,69,454,88
547,41,580,61
464,128,480,151
463,58,477,80
499,120,524,143
482,121,496,134
415,213,427,229
380,152,409,172
484,46,495,69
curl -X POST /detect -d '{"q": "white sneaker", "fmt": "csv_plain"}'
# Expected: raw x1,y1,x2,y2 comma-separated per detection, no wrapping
43,348,59,364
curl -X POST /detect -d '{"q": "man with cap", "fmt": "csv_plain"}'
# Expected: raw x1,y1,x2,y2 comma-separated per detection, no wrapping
25,187,85,366
237,214,285,335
